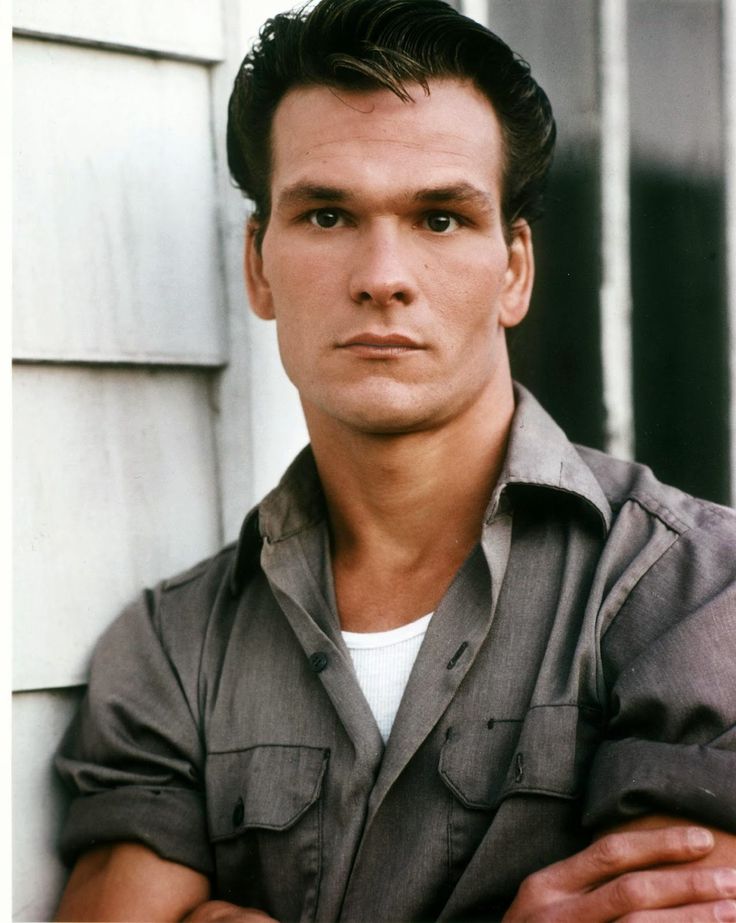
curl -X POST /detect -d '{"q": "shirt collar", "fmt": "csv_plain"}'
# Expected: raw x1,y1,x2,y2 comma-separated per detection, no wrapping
231,383,612,589
489,383,612,533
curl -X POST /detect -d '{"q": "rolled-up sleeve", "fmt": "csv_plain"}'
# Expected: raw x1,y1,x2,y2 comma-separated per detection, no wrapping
584,521,736,833
56,587,214,874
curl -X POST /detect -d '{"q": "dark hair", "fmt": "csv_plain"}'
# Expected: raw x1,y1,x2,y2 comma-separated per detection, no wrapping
227,0,556,245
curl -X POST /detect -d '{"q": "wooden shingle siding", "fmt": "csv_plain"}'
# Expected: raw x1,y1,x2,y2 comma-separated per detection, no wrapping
13,365,222,691
13,39,226,366
210,0,310,540
12,1,241,916
12,689,85,922
12,0,225,62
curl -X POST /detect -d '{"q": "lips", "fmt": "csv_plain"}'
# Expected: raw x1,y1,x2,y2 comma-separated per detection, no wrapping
338,332,425,353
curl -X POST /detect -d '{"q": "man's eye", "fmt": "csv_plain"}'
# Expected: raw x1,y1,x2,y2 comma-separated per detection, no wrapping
423,212,461,233
308,209,343,229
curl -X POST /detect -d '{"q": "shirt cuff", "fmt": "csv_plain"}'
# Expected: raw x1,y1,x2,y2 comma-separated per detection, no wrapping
59,785,214,874
582,738,736,834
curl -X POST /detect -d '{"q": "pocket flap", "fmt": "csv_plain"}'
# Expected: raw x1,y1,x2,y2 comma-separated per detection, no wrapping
498,704,601,800
440,705,601,809
206,745,329,840
440,720,521,809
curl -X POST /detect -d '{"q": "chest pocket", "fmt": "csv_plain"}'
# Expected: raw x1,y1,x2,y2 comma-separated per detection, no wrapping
439,705,601,882
206,744,329,923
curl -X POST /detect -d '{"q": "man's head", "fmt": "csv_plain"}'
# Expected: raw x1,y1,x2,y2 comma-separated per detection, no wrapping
227,0,556,246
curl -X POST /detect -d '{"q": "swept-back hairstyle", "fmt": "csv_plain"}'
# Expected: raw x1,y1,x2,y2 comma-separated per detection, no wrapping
227,0,556,245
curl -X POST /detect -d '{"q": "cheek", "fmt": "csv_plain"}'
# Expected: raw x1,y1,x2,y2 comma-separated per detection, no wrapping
265,242,338,314
434,259,507,330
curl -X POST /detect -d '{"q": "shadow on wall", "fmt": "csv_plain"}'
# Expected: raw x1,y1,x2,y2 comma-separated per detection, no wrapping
509,157,730,507
509,155,606,455
630,164,729,506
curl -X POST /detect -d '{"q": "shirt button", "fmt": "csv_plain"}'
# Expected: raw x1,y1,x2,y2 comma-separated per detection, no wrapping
232,796,244,828
309,652,329,673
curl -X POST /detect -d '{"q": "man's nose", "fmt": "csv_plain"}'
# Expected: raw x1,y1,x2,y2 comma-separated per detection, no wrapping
348,222,419,308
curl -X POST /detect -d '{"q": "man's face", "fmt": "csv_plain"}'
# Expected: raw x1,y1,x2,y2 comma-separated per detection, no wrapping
246,78,533,436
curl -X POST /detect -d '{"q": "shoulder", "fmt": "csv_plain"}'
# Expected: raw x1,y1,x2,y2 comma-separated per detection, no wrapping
157,541,239,610
152,505,263,630
573,447,735,676
576,444,734,535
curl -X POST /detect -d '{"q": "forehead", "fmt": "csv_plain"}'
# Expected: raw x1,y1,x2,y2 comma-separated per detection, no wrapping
268,78,505,200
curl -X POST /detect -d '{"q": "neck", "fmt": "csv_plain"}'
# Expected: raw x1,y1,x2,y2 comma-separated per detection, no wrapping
305,377,515,568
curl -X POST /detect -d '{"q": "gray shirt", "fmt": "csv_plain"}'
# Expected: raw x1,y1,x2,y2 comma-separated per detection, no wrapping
57,385,736,923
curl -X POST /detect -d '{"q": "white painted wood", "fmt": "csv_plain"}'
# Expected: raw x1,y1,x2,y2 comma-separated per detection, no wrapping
238,0,294,51
12,0,224,62
600,0,634,459
13,38,226,365
13,365,223,691
212,0,309,542
461,0,489,27
725,0,736,504
245,321,310,509
13,688,83,922
236,0,310,512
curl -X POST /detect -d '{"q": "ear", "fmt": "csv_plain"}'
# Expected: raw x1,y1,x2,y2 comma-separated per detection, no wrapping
244,219,276,320
499,219,534,330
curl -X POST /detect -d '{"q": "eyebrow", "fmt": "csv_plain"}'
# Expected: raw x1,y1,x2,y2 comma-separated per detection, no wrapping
276,184,349,210
275,181,495,213
411,183,495,212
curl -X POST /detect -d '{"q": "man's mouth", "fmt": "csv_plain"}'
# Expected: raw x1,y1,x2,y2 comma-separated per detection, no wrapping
337,332,425,356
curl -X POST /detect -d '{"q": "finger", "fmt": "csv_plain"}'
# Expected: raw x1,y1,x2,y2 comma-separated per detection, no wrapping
617,898,736,922
580,866,736,920
537,826,715,892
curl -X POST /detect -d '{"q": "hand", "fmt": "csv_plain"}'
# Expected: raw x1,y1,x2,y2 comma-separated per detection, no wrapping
502,825,736,922
182,901,279,923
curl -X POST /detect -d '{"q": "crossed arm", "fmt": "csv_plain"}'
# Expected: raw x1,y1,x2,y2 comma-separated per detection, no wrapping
56,815,736,923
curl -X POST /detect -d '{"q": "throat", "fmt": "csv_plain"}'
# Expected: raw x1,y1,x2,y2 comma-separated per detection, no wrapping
333,541,475,632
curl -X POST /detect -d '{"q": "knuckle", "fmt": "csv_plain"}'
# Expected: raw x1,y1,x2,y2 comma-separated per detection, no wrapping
515,869,548,903
593,832,628,870
689,867,724,900
609,871,651,909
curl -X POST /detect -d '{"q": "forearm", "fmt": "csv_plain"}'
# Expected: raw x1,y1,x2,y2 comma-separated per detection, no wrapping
56,842,211,922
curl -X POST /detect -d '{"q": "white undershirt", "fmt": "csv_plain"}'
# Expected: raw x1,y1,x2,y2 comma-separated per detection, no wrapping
342,612,433,743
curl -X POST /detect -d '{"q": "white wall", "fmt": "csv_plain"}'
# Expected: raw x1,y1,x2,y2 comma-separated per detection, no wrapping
12,1,305,918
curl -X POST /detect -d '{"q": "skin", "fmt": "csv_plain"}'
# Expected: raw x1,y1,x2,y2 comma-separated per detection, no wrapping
56,80,736,922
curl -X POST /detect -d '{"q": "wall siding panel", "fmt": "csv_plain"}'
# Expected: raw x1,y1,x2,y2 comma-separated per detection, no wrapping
210,0,310,539
13,689,85,922
12,0,224,61
13,365,223,690
13,39,225,365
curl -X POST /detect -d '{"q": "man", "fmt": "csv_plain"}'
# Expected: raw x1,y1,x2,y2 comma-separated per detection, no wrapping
55,1,736,920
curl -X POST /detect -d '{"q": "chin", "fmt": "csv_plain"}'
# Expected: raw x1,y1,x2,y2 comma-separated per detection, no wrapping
306,380,468,436
331,401,442,436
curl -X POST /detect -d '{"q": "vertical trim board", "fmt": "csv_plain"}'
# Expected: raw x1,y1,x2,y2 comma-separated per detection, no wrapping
599,0,634,459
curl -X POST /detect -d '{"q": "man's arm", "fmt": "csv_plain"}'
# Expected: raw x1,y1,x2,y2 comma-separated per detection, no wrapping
503,816,736,922
55,843,211,922
56,843,280,922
